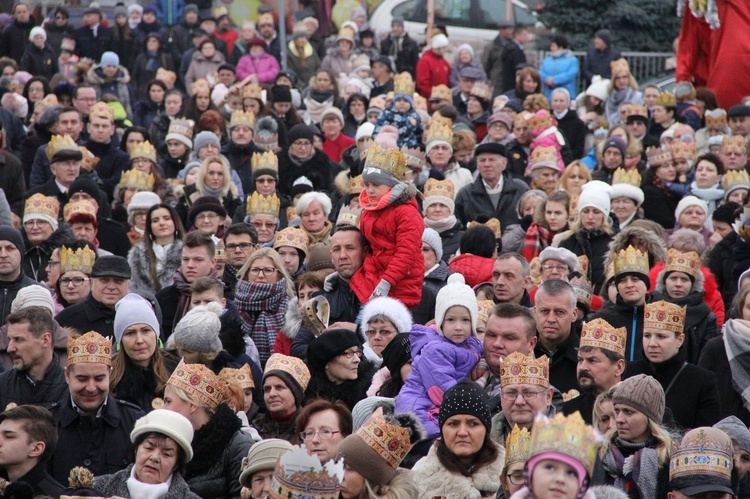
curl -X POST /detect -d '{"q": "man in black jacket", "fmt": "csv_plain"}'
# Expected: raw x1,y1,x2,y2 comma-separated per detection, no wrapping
73,7,113,62
84,102,130,200
0,227,37,326
0,3,34,64
29,106,85,189
171,4,200,53
582,29,621,87
25,144,83,215
222,110,266,196
380,17,419,77
501,26,529,93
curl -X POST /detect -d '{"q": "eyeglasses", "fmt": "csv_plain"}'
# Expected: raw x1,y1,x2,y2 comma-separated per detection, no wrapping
339,349,362,360
507,472,525,485
226,242,254,251
299,429,340,441
24,220,50,228
197,213,219,221
248,267,278,276
292,140,312,148
252,221,276,229
500,388,547,401
366,329,396,337
541,265,568,272
60,277,91,286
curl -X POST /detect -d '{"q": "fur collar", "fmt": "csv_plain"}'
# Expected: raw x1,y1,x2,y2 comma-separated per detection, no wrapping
128,239,183,292
281,297,303,340
655,267,705,294
186,404,241,477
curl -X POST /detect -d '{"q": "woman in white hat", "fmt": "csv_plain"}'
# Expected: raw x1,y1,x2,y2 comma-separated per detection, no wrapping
238,438,294,498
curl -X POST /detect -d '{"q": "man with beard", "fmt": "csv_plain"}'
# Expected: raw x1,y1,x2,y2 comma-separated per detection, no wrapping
562,318,625,425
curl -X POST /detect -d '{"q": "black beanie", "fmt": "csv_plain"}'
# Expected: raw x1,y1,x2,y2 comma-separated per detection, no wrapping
68,177,102,202
287,124,315,145
270,85,292,104
0,226,25,255
713,202,740,225
307,329,361,371
381,333,411,377
439,379,492,432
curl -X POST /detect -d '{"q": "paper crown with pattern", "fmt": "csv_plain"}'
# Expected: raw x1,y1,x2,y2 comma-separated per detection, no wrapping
656,91,676,108
45,134,78,162
613,245,649,278
130,141,157,164
665,248,700,278
505,424,532,466
79,147,100,172
119,168,155,191
89,101,114,121
412,93,427,111
24,193,59,220
167,119,195,141
350,53,370,71
705,109,727,130
60,245,96,275
64,199,97,223
671,141,697,161
246,192,280,218
627,104,648,119
470,81,493,102
580,318,626,357
610,58,630,76
251,150,278,175
468,218,501,239
214,237,227,262
349,175,364,194
477,300,494,324
578,255,589,277
644,300,686,333
425,122,453,145
500,351,549,387
230,110,256,129
190,79,211,96
402,146,424,170
269,445,343,499
348,407,417,479
722,135,746,155
646,146,673,167
430,84,452,101
393,72,414,96
424,178,455,201
363,142,407,180
526,110,553,132
530,412,599,476
241,83,263,100
219,364,255,390
570,275,593,310
612,167,642,187
265,353,311,391
273,227,309,253
669,427,733,482
530,145,560,170
167,359,227,411
723,169,750,192
335,206,361,228
430,112,453,130
67,331,112,366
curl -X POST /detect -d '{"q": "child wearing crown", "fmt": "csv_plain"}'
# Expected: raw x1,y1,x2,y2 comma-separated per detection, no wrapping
373,73,423,148
350,131,424,309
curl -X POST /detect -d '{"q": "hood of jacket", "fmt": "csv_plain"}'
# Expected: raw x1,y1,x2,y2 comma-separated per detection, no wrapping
281,297,303,340
604,223,667,269
655,266,705,295
87,65,131,85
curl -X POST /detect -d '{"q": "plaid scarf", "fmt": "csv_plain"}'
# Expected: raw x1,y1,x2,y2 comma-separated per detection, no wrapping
235,279,289,367
172,268,220,332
724,319,750,411
522,222,552,262
602,438,660,499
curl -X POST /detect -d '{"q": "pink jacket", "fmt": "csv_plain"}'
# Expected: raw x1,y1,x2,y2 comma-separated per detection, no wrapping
236,53,281,84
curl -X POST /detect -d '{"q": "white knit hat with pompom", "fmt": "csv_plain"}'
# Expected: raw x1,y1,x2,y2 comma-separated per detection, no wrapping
435,273,478,335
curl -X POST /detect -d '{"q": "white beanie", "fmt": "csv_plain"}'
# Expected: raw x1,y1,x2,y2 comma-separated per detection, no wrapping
435,274,478,335
360,297,413,334
171,302,223,353
127,4,144,15
114,293,161,345
539,247,579,272
127,191,161,215
29,27,46,42
610,183,645,206
585,76,610,102
675,195,708,221
130,409,194,462
356,122,375,141
11,285,54,315
457,43,474,58
577,180,612,216
431,34,449,49
422,227,444,262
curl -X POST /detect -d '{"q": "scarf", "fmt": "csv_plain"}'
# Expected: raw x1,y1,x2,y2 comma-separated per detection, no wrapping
602,438,660,499
152,243,172,275
724,319,750,411
690,181,725,202
606,87,639,124
200,184,225,199
304,93,334,124
424,215,457,233
522,222,552,261
145,51,160,73
172,268,219,330
126,465,172,499
288,149,315,166
235,279,289,366
303,221,333,244
128,19,140,30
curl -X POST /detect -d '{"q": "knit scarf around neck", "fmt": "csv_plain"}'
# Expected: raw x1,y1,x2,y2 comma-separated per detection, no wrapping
606,87,638,123
424,215,457,233
234,279,289,365
173,268,219,329
724,319,750,411
145,51,160,72
303,221,333,244
689,181,724,201
305,94,334,124
602,438,660,499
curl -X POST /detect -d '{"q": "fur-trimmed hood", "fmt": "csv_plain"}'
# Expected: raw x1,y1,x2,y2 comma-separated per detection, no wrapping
87,64,131,85
280,297,303,340
655,266,705,294
604,223,668,269
335,168,352,195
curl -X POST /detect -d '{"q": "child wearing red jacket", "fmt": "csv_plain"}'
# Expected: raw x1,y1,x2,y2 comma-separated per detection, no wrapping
350,127,425,308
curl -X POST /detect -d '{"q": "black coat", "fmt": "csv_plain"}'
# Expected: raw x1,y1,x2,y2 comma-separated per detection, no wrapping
535,331,580,395
583,46,622,86
708,231,738,312
19,43,56,80
562,391,596,424
380,33,420,77
111,352,180,413
85,139,131,200
95,216,131,258
132,99,164,129
589,294,653,363
4,461,64,498
698,335,750,424
221,140,266,197
252,410,301,444
156,284,183,340
277,148,336,197
175,184,241,230
0,354,68,408
501,40,527,93
438,221,464,262
0,149,26,217
111,25,137,71
0,271,37,326
505,140,529,180
21,124,51,186
22,224,76,283
558,227,613,293
73,24,113,62
651,290,718,364
641,182,680,230
424,260,451,296
0,19,34,63
454,173,529,234
556,110,587,160
47,396,145,484
305,358,377,410
131,51,176,100
625,354,721,430
42,21,75,56
55,295,116,341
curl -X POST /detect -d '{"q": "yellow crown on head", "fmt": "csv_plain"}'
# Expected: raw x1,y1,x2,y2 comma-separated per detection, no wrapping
722,135,747,156
468,218,501,239
79,146,100,172
669,428,734,482
251,150,278,175
470,81,493,101
130,141,157,164
219,364,255,390
424,178,455,201
500,351,549,387
627,104,648,119
723,169,750,191
580,318,626,357
611,167,642,187
45,134,78,162
671,141,697,161
24,194,59,220
60,245,96,275
526,110,553,132
431,113,453,130
569,275,593,310
89,101,114,121
505,425,532,466
426,122,453,145
120,168,155,191
402,146,425,170
610,58,630,76
413,93,427,111
530,412,599,476
656,91,676,108
430,84,452,101
246,192,280,218
241,83,263,101
477,300,494,324
167,118,195,140
67,331,112,367
393,72,415,96
167,359,227,411
665,248,700,278
349,175,364,194
530,146,559,168
363,142,407,180
613,245,649,278
644,300,686,333
646,146,673,167
705,109,727,130
335,206,362,228
63,199,97,223
273,227,309,253
230,110,256,129
190,78,211,96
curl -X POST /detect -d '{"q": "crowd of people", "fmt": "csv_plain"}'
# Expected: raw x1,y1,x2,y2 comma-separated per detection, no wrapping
0,1,748,498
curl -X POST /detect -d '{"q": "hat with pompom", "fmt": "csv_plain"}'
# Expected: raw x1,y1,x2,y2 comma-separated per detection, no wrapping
435,273,478,335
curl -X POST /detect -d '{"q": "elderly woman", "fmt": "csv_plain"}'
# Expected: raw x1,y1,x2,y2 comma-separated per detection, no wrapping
360,296,413,370
236,37,280,84
125,191,161,246
161,360,253,499
94,409,200,499
550,88,586,159
296,399,352,463
665,195,712,247
176,155,240,228
238,439,295,499
21,194,75,283
610,168,645,229
278,124,336,195
422,228,452,295
186,196,229,237
422,179,463,262
306,328,377,410
128,203,185,292
56,241,97,308
412,380,504,498
604,58,643,126
296,191,334,244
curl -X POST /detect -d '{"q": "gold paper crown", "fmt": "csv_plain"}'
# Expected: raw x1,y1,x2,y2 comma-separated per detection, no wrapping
251,150,278,175
430,84,452,101
355,407,413,472
130,141,157,164
570,276,593,309
656,91,676,108
167,359,227,411
578,255,589,276
79,147,99,172
500,351,549,387
64,199,97,223
613,245,649,278
241,83,263,100
270,446,343,499
627,104,648,119
190,78,211,96
705,109,727,130
580,318,626,357
167,119,195,141
369,96,386,110
363,142,407,180
219,364,255,390
431,112,453,129
644,300,686,333
477,300,494,324
265,353,311,391
273,227,309,253
646,146,673,167
722,135,747,155
155,67,176,87
231,110,256,129
24,193,59,220
412,93,427,111
526,110,553,132
46,134,78,162
337,25,356,42
605,261,615,282
470,81,493,101
67,331,112,366
424,178,455,201
669,428,733,482
214,238,227,262
665,248,700,278
505,425,532,466
89,101,114,121
530,145,559,168
468,218,501,239
671,141,697,161
393,72,415,96
335,206,361,228
610,58,630,76
530,412,599,475
120,168,155,191
611,168,642,187
246,192,280,218
401,146,424,170
349,175,364,194
350,53,370,70
425,122,453,145
723,169,750,191
60,245,96,275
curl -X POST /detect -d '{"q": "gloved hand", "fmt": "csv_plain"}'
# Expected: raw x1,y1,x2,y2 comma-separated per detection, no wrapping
369,279,391,300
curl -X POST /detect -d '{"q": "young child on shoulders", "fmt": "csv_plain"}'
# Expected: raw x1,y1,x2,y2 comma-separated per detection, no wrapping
373,72,423,148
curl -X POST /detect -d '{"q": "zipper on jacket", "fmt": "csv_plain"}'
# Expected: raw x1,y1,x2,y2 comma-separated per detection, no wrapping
629,307,637,362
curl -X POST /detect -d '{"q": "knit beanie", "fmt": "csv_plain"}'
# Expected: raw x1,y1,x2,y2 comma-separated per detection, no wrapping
431,34,449,49
288,124,315,145
29,26,46,42
307,329,361,371
193,131,221,154
321,107,345,127
603,136,626,159
612,374,665,422
381,332,410,378
422,227,444,262
435,274,478,336
714,415,750,454
361,297,413,334
100,51,120,67
712,202,739,225
291,176,314,199
356,122,375,141
577,180,612,217
270,85,292,104
306,242,334,271
674,195,708,221
351,396,395,430
10,285,54,315
178,161,201,181
439,379,491,431
239,439,294,487
188,196,227,227
0,226,25,255
114,293,161,345
172,303,223,354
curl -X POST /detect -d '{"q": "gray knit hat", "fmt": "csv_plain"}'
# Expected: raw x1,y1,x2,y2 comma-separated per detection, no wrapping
172,303,223,354
422,228,443,262
613,374,665,422
193,131,221,154
714,415,750,454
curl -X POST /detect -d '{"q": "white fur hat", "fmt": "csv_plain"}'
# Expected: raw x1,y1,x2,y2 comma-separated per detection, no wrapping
356,122,375,141
675,195,708,220
361,297,413,334
435,274,478,335
577,180,612,216
431,34,449,49
539,247,579,272
610,183,645,206
29,26,46,42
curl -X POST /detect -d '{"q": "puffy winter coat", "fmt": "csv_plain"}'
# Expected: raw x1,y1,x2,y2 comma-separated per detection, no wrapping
708,230,737,312
351,184,425,308
87,64,133,118
539,50,579,100
236,52,280,84
558,227,614,294
649,262,725,327
454,173,529,232
448,253,494,288
436,220,464,262
416,49,451,98
395,324,483,437
95,464,200,499
127,239,183,292
273,297,302,356
184,50,226,89
19,43,56,80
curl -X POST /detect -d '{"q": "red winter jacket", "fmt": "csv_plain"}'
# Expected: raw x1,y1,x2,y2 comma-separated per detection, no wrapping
416,49,451,98
649,262,725,327
448,253,494,288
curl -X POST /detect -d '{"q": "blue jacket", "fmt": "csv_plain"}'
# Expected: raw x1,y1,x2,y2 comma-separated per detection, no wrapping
154,0,185,27
539,50,579,100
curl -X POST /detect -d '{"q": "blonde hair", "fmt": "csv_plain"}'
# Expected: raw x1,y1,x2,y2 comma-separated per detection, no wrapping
167,384,215,416
195,155,238,198
609,68,639,91
599,417,672,467
238,247,295,297
593,385,616,429
556,160,592,194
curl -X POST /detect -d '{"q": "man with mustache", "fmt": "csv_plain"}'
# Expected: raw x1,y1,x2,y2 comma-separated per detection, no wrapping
562,318,626,425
